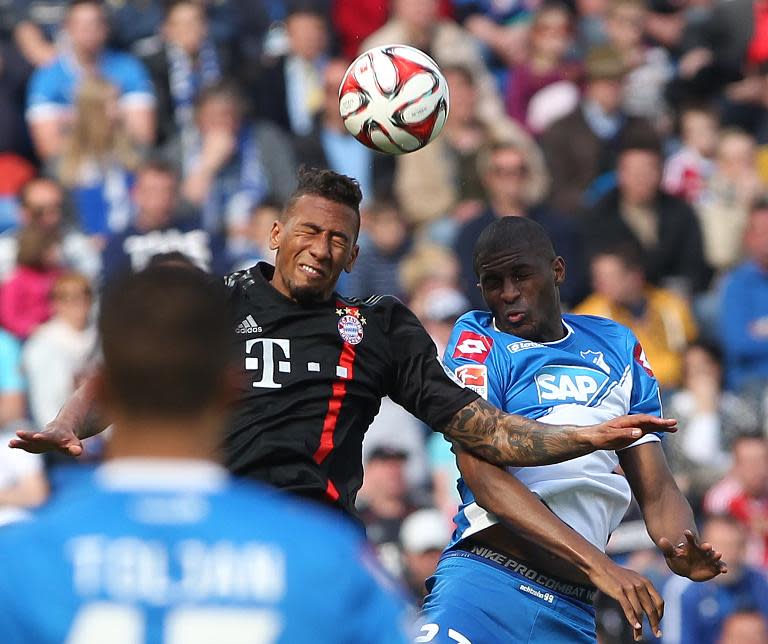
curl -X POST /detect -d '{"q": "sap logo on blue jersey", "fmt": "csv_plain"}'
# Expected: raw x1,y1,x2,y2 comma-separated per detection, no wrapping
534,365,610,404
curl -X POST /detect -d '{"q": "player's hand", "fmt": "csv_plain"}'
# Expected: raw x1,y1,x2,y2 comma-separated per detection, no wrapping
9,418,83,457
658,530,727,581
583,415,677,451
588,560,665,641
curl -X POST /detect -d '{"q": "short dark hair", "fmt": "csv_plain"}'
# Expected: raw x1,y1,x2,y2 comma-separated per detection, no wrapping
590,241,645,272
66,0,104,16
283,166,362,232
136,157,178,181
473,216,555,277
195,79,244,112
98,265,233,419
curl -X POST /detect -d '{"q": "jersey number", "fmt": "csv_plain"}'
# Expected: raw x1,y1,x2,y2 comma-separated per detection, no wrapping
65,602,282,644
416,623,471,643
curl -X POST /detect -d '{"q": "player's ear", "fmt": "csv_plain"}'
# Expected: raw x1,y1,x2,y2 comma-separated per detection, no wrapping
344,244,359,273
268,219,282,252
552,256,566,286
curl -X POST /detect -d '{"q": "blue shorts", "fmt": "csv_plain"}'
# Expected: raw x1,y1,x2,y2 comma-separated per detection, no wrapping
419,548,597,644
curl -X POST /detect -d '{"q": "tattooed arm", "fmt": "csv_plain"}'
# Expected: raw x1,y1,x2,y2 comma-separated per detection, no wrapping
442,398,676,467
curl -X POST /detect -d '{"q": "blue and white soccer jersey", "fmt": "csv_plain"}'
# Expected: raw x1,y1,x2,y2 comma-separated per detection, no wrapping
0,460,410,644
26,50,155,126
421,312,663,644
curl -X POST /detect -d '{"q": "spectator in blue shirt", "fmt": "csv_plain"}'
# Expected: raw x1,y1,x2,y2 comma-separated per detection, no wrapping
25,0,156,161
663,514,768,644
720,198,768,393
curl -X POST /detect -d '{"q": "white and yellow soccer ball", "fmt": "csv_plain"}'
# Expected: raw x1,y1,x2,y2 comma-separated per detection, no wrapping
339,44,450,155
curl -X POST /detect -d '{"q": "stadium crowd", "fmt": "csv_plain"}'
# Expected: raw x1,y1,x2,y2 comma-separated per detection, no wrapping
0,0,767,642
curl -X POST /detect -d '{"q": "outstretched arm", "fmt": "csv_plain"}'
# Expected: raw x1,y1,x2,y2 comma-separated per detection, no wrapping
442,398,677,467
9,370,107,456
619,442,727,581
458,449,665,641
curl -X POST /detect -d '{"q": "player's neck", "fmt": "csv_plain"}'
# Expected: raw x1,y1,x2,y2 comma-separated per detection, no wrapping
105,415,223,462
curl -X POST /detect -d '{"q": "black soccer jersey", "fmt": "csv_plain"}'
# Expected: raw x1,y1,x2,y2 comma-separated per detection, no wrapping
222,263,478,514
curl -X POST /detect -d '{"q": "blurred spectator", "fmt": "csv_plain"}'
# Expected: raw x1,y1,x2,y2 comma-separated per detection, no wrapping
0,42,35,161
102,159,226,279
704,436,768,568
294,58,393,204
140,0,226,150
228,198,280,271
605,0,673,124
0,432,48,527
253,4,330,136
540,44,656,216
0,155,37,238
343,200,410,300
362,398,432,499
663,515,768,644
453,0,531,71
362,0,507,130
0,325,43,525
0,225,62,340
332,0,387,59
719,199,768,393
695,129,764,272
22,272,95,431
0,177,101,282
453,140,587,310
582,136,712,295
399,508,452,604
394,64,528,228
399,244,461,318
663,104,718,204
665,342,759,499
357,445,419,577
179,81,297,235
55,77,140,237
25,0,156,161
717,610,768,644
12,0,69,68
505,2,580,131
574,243,698,389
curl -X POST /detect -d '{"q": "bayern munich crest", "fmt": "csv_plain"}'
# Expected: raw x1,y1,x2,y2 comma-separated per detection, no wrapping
338,314,364,345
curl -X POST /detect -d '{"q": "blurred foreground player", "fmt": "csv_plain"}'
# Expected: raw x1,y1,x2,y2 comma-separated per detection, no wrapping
0,266,410,643
11,168,674,514
421,218,726,643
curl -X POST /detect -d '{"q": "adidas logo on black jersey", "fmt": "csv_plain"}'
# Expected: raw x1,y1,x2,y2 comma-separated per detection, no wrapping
236,315,262,334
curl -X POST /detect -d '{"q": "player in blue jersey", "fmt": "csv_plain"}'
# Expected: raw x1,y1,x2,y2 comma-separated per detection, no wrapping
0,265,410,644
420,217,727,644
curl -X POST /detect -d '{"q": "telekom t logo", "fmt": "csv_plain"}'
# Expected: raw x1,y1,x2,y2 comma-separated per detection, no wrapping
245,338,291,388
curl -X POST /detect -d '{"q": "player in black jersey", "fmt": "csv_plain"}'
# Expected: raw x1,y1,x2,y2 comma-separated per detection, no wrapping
11,168,675,516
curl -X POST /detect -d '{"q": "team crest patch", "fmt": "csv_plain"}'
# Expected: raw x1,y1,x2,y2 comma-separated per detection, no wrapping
338,314,364,344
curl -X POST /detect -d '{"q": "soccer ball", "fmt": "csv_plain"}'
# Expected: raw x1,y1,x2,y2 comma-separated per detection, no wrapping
339,44,449,155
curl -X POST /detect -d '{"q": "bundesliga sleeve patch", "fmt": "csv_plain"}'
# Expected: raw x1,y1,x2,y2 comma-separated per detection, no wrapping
452,331,493,363
455,364,488,399
633,342,655,377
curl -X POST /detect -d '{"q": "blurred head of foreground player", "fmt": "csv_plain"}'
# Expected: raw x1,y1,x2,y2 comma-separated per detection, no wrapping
269,167,361,305
95,264,234,458
473,216,566,342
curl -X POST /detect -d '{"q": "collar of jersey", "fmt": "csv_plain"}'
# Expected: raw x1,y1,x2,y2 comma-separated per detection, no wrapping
96,458,229,492
491,318,575,346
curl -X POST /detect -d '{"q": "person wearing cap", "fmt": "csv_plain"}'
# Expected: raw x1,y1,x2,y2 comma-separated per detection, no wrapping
540,44,656,217
400,508,453,603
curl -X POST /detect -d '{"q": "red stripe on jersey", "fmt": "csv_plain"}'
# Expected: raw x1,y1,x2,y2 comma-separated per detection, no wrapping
325,479,340,501
314,309,358,466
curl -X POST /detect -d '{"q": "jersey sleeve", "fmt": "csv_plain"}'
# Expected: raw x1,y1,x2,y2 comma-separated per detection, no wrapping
384,300,478,431
115,55,156,109
25,65,66,123
442,316,506,409
626,330,663,446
